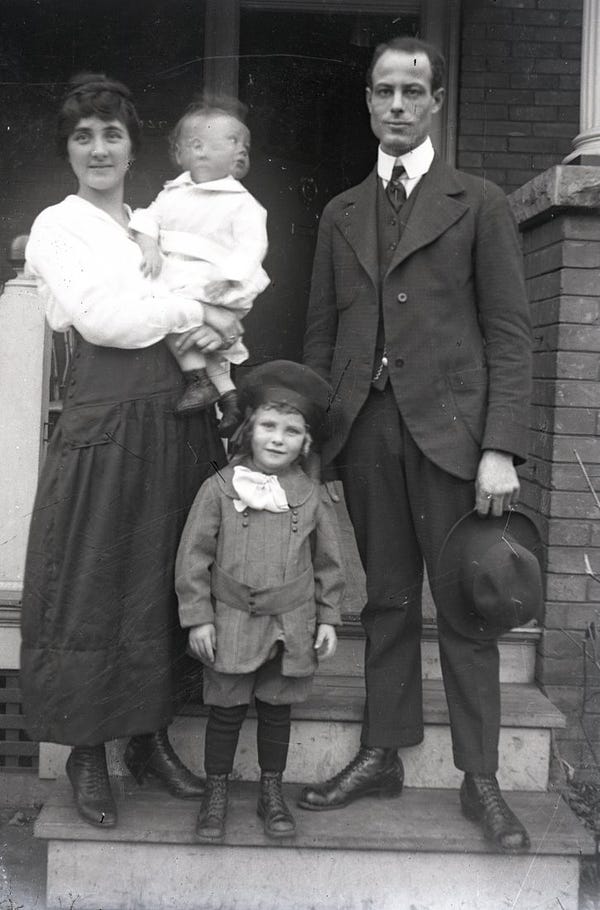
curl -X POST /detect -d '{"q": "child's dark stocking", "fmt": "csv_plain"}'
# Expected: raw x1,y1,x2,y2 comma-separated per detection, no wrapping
195,703,248,844
256,699,291,772
255,699,296,838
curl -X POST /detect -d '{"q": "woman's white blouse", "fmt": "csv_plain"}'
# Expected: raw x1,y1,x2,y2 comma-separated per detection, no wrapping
25,195,206,348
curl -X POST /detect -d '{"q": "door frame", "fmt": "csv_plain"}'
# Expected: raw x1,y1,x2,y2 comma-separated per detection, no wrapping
204,0,461,163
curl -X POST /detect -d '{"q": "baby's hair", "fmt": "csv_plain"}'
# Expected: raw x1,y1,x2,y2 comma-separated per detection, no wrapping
57,72,142,158
168,94,249,165
231,401,313,464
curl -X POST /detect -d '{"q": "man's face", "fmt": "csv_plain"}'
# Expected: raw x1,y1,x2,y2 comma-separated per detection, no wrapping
366,50,444,156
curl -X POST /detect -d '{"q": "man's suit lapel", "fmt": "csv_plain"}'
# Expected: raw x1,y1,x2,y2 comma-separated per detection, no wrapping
386,155,469,275
332,170,379,288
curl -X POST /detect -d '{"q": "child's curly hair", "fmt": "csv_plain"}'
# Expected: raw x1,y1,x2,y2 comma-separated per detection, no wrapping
230,401,313,465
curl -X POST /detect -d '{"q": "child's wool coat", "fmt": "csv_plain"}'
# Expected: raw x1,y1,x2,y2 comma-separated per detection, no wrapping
176,460,344,678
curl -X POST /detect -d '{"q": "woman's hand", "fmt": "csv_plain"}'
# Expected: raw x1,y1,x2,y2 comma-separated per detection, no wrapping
202,304,244,348
188,623,216,663
174,325,223,355
314,623,337,660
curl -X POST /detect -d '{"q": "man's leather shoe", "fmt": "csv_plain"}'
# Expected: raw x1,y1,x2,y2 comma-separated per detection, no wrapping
297,746,404,810
460,773,530,852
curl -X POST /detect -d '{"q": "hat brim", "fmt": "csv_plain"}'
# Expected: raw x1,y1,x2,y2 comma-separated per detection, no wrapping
435,509,543,640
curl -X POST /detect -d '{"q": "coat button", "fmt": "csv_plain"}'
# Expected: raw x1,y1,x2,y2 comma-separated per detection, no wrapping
242,520,249,527
389,217,397,226
388,242,397,251
397,292,408,303
395,357,405,367
292,527,298,533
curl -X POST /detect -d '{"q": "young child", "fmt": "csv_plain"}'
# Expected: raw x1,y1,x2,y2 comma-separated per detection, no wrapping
129,100,269,436
175,360,345,842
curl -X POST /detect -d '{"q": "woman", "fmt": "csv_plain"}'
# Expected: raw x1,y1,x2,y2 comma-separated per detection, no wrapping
21,74,242,828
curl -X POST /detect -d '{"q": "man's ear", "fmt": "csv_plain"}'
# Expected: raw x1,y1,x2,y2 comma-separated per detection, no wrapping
365,86,373,114
432,87,445,113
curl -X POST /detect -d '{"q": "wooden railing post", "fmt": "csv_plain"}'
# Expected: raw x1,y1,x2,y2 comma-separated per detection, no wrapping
0,236,50,668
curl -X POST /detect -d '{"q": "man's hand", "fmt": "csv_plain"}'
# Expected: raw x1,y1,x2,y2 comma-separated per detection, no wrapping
135,234,163,279
314,623,337,659
475,450,520,517
188,623,216,663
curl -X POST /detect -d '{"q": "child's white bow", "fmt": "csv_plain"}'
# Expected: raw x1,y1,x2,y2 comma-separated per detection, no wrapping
232,465,289,513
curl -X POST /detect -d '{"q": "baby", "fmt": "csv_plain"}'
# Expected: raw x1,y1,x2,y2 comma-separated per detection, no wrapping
130,100,269,436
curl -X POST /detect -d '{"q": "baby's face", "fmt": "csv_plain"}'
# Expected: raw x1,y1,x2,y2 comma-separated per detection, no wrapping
175,113,250,183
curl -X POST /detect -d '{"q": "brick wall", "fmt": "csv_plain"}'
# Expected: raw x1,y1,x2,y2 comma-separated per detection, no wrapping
458,0,582,194
516,201,600,773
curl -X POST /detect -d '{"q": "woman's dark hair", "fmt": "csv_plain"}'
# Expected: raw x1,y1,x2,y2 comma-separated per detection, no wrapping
366,37,446,94
168,94,248,165
56,72,142,158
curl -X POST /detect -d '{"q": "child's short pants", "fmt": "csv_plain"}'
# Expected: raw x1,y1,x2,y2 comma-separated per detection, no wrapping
203,648,313,707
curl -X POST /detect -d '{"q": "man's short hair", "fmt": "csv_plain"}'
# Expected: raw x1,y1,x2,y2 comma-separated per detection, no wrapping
366,37,446,94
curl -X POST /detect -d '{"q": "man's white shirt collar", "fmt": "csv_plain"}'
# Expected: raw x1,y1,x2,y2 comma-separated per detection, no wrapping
163,172,246,192
377,137,434,182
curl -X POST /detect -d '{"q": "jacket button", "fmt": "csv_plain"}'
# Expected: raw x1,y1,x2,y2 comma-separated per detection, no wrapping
242,520,249,528
397,292,408,303
395,357,405,367
292,527,298,533
388,242,397,251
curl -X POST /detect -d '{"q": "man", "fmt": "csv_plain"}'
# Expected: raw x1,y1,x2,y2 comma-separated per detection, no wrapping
300,37,533,852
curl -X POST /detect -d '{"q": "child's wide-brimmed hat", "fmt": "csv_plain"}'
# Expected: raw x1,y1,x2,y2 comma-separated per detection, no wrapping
238,360,331,441
435,509,543,640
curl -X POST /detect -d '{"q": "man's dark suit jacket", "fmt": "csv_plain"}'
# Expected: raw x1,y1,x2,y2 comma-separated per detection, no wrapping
303,154,532,481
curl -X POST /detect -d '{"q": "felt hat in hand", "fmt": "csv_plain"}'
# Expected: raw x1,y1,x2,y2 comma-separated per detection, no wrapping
435,509,543,640
238,360,332,442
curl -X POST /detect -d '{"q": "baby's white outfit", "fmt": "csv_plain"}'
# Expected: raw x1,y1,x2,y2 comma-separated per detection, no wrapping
130,173,269,392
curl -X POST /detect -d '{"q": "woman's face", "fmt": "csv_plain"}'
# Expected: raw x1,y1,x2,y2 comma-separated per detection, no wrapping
67,116,132,197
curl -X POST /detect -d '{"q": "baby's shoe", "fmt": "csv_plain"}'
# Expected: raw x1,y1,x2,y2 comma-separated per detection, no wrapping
175,369,220,415
217,389,242,438
257,771,296,839
195,773,228,844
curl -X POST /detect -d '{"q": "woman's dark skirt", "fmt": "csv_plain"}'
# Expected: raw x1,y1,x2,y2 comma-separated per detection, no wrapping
20,335,225,745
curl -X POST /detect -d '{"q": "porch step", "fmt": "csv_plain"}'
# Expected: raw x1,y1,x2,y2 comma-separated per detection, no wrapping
36,780,591,910
331,620,539,683
39,680,564,791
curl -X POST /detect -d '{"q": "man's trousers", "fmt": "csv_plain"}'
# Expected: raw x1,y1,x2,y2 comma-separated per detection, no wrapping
338,384,500,774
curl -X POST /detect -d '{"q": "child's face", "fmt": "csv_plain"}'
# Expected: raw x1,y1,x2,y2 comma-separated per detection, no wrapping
250,405,307,474
175,113,250,183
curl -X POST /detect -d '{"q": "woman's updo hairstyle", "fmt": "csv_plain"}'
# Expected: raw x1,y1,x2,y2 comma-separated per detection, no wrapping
56,72,142,158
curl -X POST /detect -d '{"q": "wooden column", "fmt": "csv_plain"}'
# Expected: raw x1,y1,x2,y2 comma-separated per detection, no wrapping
203,0,240,97
564,0,600,164
422,0,461,163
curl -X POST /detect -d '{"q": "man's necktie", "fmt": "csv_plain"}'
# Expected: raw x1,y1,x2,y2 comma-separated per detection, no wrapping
386,163,407,210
